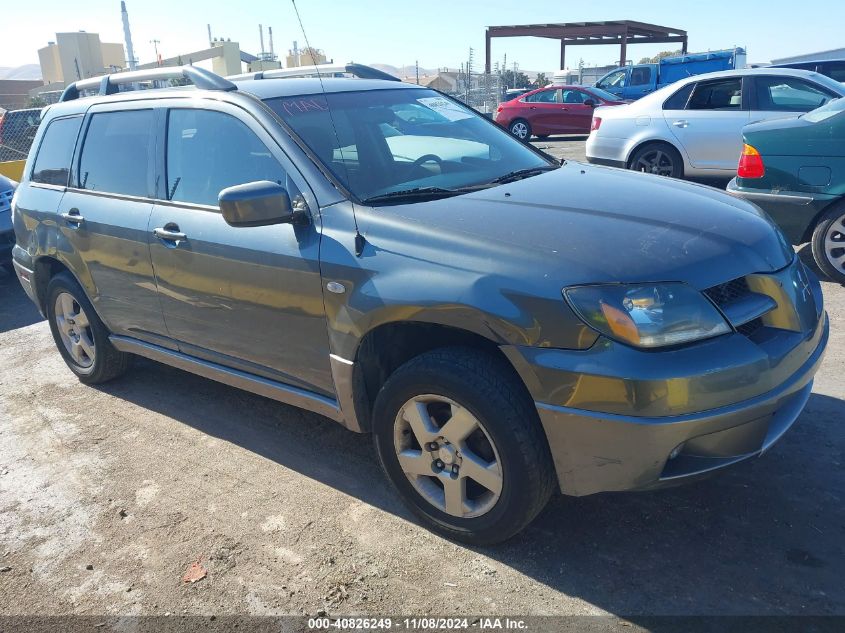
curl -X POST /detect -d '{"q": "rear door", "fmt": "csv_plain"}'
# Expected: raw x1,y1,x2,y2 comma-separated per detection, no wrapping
750,75,838,123
57,103,170,346
664,76,750,171
147,101,332,395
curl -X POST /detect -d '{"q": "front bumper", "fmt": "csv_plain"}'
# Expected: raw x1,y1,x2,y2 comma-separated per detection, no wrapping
726,178,834,244
504,262,828,496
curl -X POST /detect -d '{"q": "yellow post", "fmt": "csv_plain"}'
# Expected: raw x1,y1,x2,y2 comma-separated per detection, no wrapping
0,161,25,182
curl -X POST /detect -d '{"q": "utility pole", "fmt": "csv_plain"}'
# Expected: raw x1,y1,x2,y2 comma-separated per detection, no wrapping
415,60,419,85
150,39,161,66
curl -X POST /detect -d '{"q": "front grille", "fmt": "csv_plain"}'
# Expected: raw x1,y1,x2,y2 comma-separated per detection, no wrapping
703,277,751,308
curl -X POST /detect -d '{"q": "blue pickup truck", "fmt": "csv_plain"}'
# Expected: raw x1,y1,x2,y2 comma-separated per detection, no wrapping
594,48,747,100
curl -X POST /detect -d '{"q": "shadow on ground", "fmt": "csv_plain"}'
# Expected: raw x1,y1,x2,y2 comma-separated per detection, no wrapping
0,266,43,333
88,350,845,615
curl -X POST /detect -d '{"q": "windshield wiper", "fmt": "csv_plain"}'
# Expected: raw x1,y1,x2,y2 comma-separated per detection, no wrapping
362,186,465,205
490,165,559,184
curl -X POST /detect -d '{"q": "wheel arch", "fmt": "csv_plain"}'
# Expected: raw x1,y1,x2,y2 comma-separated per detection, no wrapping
624,137,689,174
348,320,531,433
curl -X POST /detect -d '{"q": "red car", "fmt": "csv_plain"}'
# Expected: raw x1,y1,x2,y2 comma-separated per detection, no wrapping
494,85,624,140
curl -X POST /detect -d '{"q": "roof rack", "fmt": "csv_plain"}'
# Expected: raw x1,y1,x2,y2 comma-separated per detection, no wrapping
59,66,237,102
228,63,401,83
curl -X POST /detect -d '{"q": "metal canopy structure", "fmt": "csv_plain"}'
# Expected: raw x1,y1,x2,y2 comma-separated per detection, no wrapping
484,20,688,73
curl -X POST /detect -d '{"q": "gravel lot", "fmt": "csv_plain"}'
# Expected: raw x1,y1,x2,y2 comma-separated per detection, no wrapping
1,140,844,619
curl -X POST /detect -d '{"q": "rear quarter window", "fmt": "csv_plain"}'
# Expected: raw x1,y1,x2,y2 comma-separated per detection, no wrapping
662,83,694,110
31,116,83,187
77,110,154,197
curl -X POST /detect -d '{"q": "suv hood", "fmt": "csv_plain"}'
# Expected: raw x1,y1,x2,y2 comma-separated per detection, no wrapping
381,162,792,290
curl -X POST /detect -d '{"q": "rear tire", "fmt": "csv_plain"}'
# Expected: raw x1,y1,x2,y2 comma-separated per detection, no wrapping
372,347,556,545
629,142,684,179
811,201,845,284
46,272,131,384
508,119,532,142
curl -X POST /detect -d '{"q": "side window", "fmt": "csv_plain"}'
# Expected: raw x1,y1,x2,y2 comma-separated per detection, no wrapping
755,76,834,112
663,83,695,110
687,79,743,111
78,110,154,196
597,69,627,90
824,62,845,83
167,109,290,207
630,67,653,87
524,89,558,103
561,90,586,104
31,116,82,186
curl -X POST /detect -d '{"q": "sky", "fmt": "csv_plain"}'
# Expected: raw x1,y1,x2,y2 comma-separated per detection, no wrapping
3,0,845,75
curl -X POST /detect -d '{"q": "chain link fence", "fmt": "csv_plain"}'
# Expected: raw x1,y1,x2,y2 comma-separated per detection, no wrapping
446,72,503,116
0,107,42,163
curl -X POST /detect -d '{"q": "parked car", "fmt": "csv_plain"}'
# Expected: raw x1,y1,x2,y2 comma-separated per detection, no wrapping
595,48,746,101
586,68,845,179
727,97,845,283
12,66,827,545
771,59,845,83
0,174,16,272
0,107,42,162
495,85,624,139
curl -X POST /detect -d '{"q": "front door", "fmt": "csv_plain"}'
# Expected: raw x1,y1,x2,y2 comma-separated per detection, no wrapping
664,77,750,172
559,89,596,133
148,104,333,396
58,105,170,346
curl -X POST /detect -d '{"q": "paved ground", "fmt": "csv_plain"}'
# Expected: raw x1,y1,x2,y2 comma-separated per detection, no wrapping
1,144,844,618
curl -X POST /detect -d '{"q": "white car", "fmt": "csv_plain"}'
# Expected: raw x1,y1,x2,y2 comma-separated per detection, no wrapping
586,68,845,179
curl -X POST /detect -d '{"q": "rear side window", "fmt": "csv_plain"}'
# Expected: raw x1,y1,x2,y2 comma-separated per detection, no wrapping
824,62,845,83
754,77,834,112
31,116,82,186
663,83,694,110
166,109,289,207
77,110,154,197
687,78,743,111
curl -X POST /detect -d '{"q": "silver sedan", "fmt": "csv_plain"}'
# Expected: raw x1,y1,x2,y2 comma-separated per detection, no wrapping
586,68,845,179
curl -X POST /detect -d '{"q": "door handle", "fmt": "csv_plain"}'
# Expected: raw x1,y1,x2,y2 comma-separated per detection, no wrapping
153,225,188,243
59,208,84,226
672,120,690,128
561,107,569,110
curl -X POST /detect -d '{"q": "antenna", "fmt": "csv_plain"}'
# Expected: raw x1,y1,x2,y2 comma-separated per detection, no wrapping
290,0,365,256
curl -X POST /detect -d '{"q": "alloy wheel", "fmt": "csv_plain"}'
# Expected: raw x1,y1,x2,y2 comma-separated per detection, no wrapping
824,213,845,275
393,395,503,518
634,149,675,176
510,122,529,140
53,292,96,368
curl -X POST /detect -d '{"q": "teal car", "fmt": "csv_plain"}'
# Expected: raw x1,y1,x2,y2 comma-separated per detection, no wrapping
728,98,845,283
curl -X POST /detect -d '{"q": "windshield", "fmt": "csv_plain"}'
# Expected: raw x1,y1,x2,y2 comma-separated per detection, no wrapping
802,96,845,123
264,88,553,202
584,86,620,102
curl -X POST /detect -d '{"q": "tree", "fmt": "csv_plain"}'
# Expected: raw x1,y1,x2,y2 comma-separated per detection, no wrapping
27,96,48,108
638,50,683,65
534,72,549,88
501,69,531,89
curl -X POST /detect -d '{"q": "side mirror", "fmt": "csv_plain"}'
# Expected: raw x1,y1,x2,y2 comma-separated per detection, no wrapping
584,98,597,107
219,180,302,228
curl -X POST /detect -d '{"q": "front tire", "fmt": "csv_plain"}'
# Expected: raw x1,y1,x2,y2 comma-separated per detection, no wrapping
46,272,131,384
811,201,845,284
508,119,532,141
629,142,683,179
372,347,556,545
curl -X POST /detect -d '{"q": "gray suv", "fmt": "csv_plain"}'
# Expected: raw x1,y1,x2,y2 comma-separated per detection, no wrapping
11,66,828,544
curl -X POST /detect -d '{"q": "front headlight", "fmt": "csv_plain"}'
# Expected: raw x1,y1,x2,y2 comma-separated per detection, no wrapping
564,283,730,348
